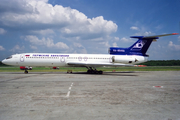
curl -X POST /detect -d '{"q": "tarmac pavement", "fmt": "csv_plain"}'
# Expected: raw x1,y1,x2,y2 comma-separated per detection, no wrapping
0,71,180,120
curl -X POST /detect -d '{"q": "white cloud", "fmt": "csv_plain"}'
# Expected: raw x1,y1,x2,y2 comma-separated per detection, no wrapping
130,24,153,36
144,31,152,36
30,45,37,50
10,45,25,52
120,37,134,43
178,36,180,41
114,37,119,41
130,26,139,30
60,16,117,40
168,41,180,51
0,28,6,34
0,45,5,51
73,43,83,48
133,30,153,36
113,42,118,47
99,41,110,47
155,25,163,30
73,43,87,54
0,0,117,40
24,35,69,49
30,29,54,35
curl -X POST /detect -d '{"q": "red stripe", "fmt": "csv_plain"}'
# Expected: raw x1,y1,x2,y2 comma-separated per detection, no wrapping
172,33,179,35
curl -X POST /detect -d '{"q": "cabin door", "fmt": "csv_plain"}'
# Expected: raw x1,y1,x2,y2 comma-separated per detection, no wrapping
60,57,65,62
20,55,24,62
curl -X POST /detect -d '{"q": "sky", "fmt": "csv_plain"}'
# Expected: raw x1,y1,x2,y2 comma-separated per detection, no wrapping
0,0,180,60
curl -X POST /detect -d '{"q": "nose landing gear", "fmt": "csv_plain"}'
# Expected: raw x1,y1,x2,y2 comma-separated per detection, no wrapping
24,70,28,74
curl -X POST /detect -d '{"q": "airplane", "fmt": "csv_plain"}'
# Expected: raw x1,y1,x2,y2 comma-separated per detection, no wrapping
2,33,178,74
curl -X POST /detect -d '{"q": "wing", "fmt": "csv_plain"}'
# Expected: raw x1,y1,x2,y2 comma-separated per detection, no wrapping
67,62,135,67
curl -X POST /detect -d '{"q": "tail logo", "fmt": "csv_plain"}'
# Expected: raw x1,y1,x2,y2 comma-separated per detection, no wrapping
131,40,147,51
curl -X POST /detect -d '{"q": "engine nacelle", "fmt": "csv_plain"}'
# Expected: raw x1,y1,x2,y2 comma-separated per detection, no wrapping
112,56,136,64
20,66,32,70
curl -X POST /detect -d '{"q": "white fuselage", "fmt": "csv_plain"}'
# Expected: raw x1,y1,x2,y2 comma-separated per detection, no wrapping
2,53,148,68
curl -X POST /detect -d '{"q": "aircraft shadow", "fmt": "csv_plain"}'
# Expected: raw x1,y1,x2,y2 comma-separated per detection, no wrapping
71,71,139,76
1,71,141,76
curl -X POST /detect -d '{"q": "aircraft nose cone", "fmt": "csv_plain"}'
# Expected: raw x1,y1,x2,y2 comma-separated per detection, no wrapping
2,59,6,64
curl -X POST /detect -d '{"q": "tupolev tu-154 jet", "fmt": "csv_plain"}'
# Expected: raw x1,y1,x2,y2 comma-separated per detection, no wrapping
2,33,178,74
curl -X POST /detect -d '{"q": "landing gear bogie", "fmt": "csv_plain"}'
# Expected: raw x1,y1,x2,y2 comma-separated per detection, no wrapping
87,69,103,74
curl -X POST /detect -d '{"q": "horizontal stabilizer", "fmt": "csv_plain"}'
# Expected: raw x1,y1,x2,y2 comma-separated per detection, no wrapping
131,33,179,39
143,33,179,39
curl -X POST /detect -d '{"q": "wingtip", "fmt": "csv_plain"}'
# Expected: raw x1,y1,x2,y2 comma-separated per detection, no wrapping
172,33,179,35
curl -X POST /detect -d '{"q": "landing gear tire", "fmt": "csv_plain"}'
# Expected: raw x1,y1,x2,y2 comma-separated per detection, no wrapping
87,70,91,74
87,70,103,74
98,71,103,74
24,70,28,74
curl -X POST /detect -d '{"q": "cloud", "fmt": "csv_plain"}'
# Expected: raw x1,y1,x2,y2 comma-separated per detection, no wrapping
144,31,152,36
113,42,118,47
30,45,37,50
155,25,163,30
73,43,87,54
10,45,25,52
99,41,110,47
30,29,54,35
24,35,69,49
0,28,6,34
73,43,83,48
114,37,119,41
168,41,180,51
120,37,134,43
130,26,139,30
0,0,117,40
130,24,153,36
0,45,5,51
133,31,153,36
60,16,117,40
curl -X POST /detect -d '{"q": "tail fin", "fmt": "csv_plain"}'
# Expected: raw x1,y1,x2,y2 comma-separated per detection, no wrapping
109,33,178,56
128,36,155,56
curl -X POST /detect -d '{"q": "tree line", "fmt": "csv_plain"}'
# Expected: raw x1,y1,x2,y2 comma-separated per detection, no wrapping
141,60,180,66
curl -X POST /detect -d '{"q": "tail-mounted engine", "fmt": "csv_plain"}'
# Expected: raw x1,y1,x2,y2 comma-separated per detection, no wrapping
111,56,137,64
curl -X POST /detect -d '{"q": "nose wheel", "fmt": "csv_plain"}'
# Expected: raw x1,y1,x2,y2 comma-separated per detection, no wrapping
24,70,28,74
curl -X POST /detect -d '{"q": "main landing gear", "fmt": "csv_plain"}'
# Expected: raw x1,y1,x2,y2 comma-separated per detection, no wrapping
86,67,103,74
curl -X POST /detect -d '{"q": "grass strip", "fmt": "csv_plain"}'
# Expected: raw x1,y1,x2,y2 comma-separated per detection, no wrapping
0,66,180,72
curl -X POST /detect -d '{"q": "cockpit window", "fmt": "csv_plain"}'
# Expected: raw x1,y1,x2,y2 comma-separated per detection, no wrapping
6,56,12,59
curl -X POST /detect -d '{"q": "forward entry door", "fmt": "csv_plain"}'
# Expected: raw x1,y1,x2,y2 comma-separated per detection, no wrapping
60,57,65,62
20,55,24,62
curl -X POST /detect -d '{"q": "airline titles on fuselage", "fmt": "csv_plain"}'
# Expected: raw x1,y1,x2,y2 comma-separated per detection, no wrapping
24,54,111,61
32,54,69,57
